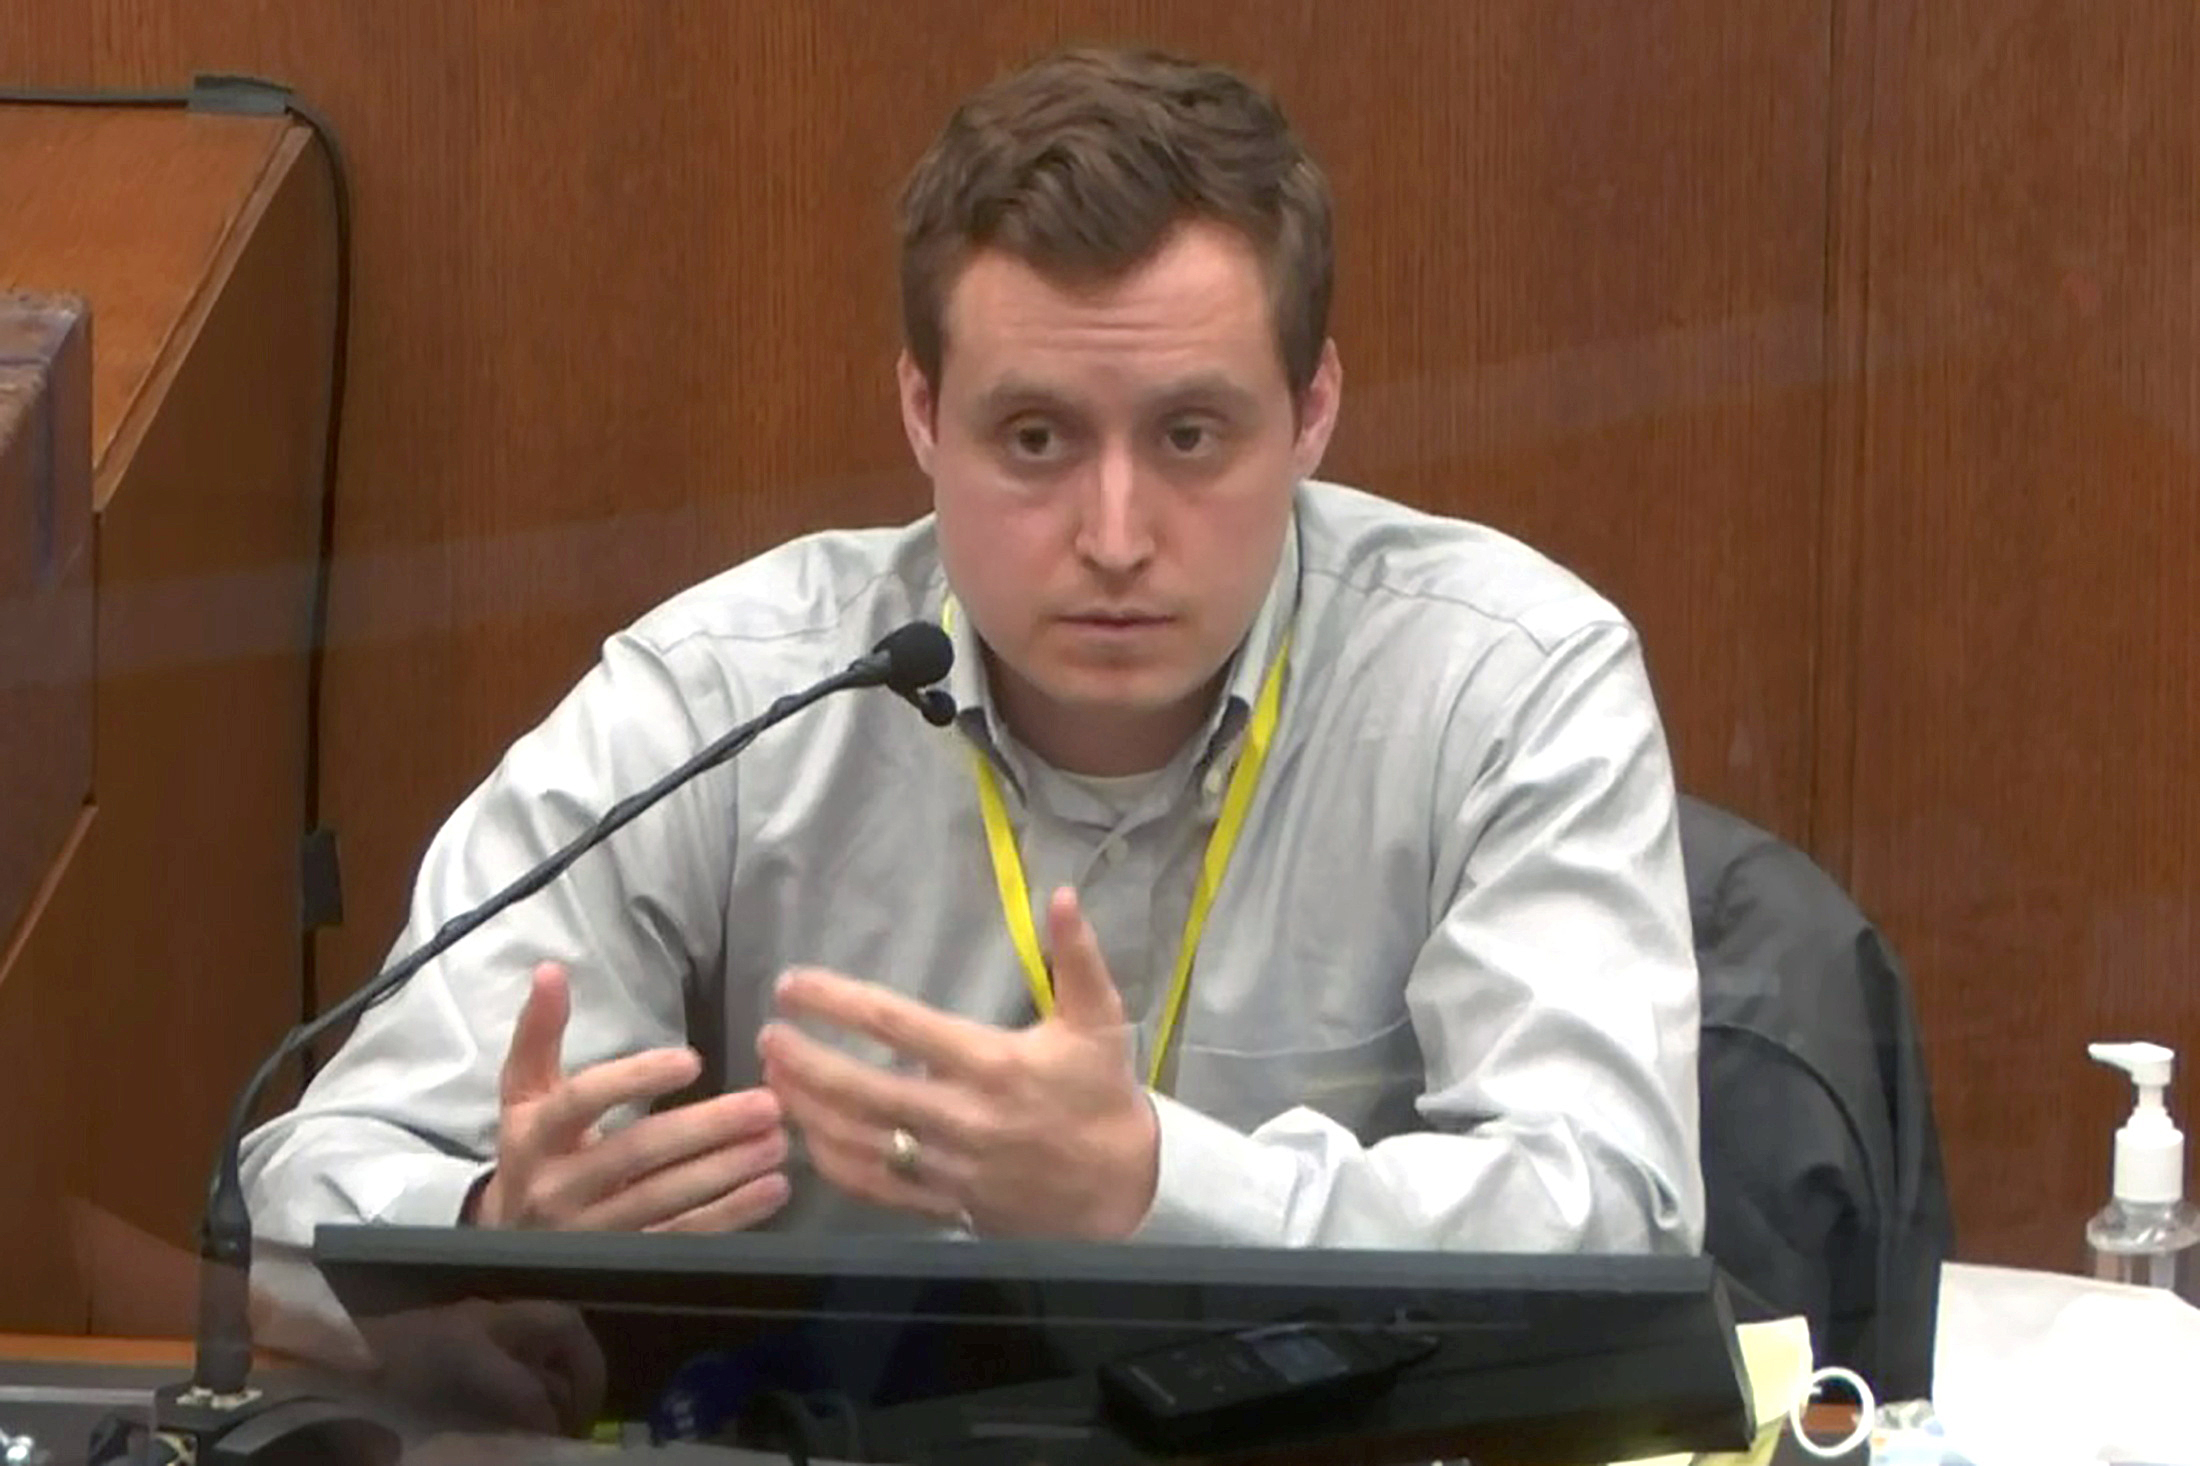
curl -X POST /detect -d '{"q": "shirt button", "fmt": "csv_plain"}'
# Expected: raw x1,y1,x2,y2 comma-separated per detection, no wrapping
1099,840,1125,867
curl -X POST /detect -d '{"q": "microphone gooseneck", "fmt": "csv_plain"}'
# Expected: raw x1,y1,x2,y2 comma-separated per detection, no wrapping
170,622,954,1461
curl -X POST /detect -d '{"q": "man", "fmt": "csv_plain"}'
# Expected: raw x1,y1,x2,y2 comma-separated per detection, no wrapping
242,46,1703,1257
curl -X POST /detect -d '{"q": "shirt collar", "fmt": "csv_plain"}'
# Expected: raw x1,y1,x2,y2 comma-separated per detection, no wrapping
939,494,1304,793
1199,511,1300,771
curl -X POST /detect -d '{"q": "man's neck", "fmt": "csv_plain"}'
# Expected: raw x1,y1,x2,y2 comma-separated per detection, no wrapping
988,653,1223,777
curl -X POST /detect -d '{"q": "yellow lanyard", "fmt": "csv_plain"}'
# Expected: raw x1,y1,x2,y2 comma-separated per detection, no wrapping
941,600,1290,1091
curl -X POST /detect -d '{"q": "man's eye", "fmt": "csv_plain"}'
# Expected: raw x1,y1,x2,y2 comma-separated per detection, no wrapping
1164,421,1217,456
1006,422,1061,460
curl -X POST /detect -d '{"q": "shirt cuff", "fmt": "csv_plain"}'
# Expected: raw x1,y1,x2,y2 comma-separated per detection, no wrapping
1127,1093,1296,1247
353,1151,497,1229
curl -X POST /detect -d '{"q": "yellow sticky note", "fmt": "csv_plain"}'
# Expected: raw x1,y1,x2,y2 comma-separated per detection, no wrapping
1609,1315,1815,1466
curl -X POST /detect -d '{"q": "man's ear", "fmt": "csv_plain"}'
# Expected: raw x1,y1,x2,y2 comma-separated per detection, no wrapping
896,350,939,478
1289,339,1344,481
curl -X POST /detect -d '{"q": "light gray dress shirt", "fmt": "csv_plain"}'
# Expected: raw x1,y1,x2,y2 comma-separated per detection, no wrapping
240,479,1705,1259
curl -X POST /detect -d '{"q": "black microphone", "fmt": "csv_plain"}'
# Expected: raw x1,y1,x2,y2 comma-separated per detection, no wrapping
868,620,957,726
865,619,952,694
138,622,954,1464
898,686,958,726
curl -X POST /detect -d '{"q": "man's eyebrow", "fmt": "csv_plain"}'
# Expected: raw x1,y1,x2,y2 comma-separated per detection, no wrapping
968,376,1067,419
965,372,1263,423
1140,372,1261,414
969,372,1262,418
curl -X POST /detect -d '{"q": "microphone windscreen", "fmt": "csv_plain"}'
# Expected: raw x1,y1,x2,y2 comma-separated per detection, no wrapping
874,621,953,692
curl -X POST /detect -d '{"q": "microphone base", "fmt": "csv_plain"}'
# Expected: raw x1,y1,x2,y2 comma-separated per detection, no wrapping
91,1382,401,1466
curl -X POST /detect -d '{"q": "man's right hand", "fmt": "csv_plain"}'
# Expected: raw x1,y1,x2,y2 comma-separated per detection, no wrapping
469,963,792,1231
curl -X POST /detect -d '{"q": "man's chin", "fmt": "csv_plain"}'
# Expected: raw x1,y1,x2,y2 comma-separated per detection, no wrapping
1038,664,1219,721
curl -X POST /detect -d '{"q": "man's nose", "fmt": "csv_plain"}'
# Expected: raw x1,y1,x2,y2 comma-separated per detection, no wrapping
1074,444,1155,576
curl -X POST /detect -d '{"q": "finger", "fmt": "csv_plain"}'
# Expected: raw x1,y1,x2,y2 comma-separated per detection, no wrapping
1045,886,1126,1030
756,1022,978,1139
768,1061,979,1197
773,967,1001,1078
551,1316,608,1435
454,1343,562,1436
530,1046,702,1150
644,1171,794,1234
789,1103,970,1225
500,964,572,1106
488,1302,608,1437
568,1127,790,1232
425,1302,565,1437
761,1056,977,1189
552,1087,781,1203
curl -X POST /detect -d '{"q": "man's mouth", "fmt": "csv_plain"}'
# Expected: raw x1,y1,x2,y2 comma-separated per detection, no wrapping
1062,610,1170,628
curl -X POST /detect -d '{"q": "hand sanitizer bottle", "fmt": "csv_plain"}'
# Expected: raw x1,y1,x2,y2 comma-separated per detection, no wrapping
2085,1041,2200,1303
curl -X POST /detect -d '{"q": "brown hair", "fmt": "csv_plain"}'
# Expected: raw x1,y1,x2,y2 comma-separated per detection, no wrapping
896,46,1335,399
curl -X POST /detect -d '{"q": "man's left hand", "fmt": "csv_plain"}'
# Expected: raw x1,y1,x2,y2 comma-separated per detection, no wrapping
756,886,1159,1240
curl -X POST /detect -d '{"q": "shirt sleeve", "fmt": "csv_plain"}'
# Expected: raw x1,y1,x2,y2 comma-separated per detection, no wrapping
1132,618,1705,1254
238,628,739,1253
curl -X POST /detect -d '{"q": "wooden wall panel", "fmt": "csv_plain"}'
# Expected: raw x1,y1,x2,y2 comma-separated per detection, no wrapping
0,812,95,1331
0,293,93,1330
11,0,2199,1290
0,105,337,1324
74,129,339,1248
0,114,284,488
1835,0,2200,1265
1146,0,1834,842
0,1,1837,1039
0,298,91,963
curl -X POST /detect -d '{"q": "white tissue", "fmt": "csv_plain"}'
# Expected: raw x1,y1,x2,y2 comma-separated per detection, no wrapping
1932,1262,2200,1466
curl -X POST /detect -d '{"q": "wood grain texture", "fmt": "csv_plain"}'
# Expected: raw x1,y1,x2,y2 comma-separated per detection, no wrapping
73,126,339,1254
7,0,2195,1289
0,107,337,1326
1841,0,2200,1264
0,295,94,1334
0,1330,192,1365
0,0,1839,1025
0,297,92,968
1808,0,1879,881
0,110,288,495
0,810,94,1331
1084,0,1836,846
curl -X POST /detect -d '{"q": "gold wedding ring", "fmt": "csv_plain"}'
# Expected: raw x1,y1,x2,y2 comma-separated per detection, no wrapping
886,1125,923,1181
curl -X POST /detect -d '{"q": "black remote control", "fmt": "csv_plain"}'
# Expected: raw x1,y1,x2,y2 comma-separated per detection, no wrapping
1097,1318,1441,1454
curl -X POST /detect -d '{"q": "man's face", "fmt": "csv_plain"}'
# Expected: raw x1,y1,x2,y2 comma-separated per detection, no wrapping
900,220,1340,738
